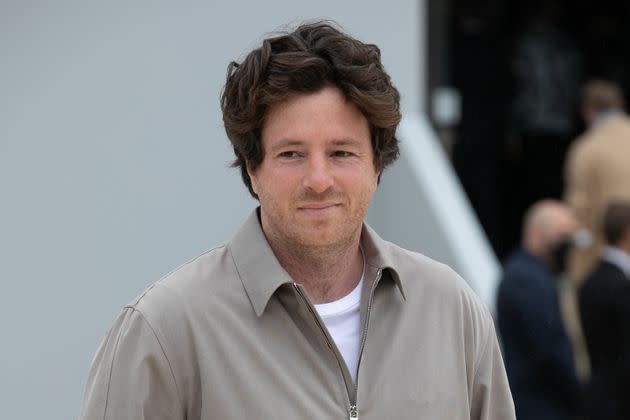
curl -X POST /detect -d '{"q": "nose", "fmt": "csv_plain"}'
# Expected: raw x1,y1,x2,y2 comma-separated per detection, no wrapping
302,154,334,194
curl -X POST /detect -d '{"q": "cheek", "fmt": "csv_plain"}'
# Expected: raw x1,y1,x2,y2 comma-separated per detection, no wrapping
350,174,379,202
252,168,298,201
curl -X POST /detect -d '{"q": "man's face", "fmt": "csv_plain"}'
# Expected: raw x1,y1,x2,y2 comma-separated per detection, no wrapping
548,208,578,246
248,86,379,252
544,206,577,272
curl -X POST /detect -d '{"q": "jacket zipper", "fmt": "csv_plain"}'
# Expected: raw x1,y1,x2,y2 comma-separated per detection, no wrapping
293,268,382,420
351,268,381,419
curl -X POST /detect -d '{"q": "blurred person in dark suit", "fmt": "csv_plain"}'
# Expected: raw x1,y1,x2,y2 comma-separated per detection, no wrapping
579,201,630,420
565,79,630,285
497,200,583,420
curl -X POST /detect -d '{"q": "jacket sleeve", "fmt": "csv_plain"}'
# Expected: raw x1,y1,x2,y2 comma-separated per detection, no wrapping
470,315,516,420
79,307,185,420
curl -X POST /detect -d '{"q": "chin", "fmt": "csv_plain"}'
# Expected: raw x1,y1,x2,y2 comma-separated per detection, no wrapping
297,234,338,248
297,226,355,249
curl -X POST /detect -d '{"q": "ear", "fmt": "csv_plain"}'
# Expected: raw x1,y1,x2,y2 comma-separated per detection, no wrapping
246,164,259,196
374,166,382,187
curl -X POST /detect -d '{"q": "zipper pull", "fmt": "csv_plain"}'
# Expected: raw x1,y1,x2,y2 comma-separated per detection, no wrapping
349,405,358,419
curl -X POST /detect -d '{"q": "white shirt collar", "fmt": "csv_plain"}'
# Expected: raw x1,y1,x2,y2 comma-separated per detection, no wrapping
590,108,625,129
601,246,630,278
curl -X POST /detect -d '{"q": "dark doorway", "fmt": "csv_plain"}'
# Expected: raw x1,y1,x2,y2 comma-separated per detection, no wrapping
428,0,630,260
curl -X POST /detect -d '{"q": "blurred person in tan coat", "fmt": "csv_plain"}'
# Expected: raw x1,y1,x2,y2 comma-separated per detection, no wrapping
564,79,630,285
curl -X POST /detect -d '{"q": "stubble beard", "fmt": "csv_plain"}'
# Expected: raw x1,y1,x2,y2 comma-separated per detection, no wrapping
269,208,363,267
258,180,375,274
261,197,368,271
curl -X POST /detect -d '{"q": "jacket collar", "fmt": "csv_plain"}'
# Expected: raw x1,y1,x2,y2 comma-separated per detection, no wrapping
601,246,630,278
228,208,406,316
590,109,625,129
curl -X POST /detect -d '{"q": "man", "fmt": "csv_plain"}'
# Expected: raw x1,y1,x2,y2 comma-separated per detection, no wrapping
579,201,630,420
80,22,515,419
564,79,630,285
497,200,582,420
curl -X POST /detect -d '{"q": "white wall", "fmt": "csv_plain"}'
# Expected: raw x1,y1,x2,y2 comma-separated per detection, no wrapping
1,1,425,419
367,113,500,313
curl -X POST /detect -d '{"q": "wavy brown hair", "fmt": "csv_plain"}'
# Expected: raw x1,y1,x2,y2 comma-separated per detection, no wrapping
221,21,401,198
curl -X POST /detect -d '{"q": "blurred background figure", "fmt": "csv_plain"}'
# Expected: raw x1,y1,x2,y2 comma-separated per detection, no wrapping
579,201,630,420
509,0,582,198
503,0,582,261
564,79,630,285
443,0,630,262
497,200,582,420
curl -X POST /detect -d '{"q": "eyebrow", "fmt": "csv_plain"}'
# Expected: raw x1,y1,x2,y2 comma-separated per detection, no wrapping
269,140,304,153
269,138,363,153
329,139,363,147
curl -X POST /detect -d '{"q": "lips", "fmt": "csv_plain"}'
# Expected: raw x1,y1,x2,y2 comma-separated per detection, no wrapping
297,202,341,217
298,202,340,210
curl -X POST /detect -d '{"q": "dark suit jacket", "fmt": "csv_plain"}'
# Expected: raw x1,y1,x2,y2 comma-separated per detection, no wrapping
579,260,630,420
497,248,582,420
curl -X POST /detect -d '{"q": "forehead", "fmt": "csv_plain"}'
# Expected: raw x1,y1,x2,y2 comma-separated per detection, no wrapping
261,87,370,146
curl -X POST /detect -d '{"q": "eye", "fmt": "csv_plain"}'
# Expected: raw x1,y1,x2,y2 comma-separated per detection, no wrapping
332,150,353,158
278,151,300,158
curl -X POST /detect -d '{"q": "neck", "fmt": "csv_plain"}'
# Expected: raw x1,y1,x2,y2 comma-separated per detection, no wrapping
268,235,364,304
589,108,624,127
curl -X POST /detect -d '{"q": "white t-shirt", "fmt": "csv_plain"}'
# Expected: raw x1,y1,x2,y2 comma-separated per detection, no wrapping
313,261,364,384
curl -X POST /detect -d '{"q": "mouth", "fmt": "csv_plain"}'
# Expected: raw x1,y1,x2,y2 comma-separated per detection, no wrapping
297,202,341,217
298,202,340,210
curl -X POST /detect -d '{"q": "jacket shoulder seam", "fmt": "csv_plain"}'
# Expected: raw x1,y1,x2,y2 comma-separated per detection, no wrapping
101,311,128,419
128,307,186,414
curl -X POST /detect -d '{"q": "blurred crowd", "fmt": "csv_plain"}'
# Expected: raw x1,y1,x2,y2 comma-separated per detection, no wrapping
450,0,630,259
447,2,630,419
497,195,630,420
492,66,630,420
495,79,630,420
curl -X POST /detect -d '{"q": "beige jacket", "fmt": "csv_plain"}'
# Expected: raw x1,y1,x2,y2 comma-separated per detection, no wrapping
565,113,630,284
80,210,515,420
